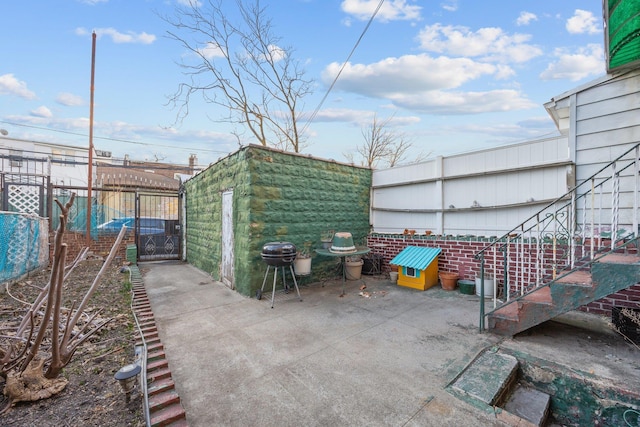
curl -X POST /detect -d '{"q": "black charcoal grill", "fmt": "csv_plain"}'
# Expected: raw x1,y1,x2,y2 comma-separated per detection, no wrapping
258,242,302,308
261,241,297,266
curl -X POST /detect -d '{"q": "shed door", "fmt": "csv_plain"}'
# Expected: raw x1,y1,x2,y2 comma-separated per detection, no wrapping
221,190,234,289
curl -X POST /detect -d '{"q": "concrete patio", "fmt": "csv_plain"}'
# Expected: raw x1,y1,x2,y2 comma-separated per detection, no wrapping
139,260,638,426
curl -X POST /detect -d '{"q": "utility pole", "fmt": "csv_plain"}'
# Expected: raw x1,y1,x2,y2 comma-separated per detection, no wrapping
87,31,96,246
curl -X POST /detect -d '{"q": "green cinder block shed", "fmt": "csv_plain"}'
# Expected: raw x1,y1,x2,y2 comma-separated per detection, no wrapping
183,145,372,297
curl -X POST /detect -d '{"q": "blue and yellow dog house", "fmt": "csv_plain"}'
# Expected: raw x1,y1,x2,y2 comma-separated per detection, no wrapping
389,246,441,291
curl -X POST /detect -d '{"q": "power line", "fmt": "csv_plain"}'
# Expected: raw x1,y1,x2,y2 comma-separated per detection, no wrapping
300,0,385,136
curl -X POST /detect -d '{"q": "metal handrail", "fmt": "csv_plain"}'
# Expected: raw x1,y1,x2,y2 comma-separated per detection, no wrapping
476,143,640,331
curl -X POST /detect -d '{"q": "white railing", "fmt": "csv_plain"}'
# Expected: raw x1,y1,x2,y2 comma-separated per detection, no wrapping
476,144,640,330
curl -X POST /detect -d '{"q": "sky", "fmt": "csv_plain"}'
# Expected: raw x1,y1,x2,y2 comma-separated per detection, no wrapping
0,0,608,167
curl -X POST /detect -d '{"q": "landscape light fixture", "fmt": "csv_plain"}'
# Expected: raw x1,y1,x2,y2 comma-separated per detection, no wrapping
114,363,141,402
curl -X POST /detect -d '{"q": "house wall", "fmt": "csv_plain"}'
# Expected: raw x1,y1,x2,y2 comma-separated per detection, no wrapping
0,138,90,187
547,69,640,234
371,136,572,236
575,72,640,234
184,145,372,297
550,70,640,315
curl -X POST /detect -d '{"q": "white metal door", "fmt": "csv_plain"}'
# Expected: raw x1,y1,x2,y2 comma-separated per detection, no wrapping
221,190,235,289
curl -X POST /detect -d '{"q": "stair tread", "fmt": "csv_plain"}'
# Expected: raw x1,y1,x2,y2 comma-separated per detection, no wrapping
503,385,550,427
521,286,552,304
491,287,552,321
598,253,640,264
492,302,519,320
555,270,592,285
452,351,518,406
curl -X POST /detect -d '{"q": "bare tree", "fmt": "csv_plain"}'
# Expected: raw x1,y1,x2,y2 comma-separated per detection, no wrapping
345,114,427,169
163,0,312,152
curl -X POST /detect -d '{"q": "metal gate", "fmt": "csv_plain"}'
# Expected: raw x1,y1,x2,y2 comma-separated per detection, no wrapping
135,191,181,261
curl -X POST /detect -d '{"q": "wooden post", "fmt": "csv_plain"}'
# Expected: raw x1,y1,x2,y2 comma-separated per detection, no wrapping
87,32,96,246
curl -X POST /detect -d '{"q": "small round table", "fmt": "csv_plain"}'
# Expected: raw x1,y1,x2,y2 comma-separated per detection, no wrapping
315,246,371,296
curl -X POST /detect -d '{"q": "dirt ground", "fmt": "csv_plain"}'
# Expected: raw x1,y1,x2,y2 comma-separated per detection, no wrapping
0,257,145,426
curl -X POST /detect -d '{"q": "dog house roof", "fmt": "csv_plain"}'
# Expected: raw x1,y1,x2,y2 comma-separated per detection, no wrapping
389,246,441,271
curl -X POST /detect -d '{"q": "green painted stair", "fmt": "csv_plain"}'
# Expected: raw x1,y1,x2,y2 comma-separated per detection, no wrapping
449,348,551,426
487,252,640,336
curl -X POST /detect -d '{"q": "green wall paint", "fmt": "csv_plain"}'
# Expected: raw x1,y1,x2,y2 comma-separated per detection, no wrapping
184,145,371,296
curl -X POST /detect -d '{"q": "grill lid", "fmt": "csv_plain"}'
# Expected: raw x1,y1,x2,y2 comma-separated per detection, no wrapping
261,241,297,266
261,241,296,256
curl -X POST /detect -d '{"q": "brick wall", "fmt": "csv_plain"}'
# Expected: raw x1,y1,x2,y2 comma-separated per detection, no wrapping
367,233,640,318
52,230,135,264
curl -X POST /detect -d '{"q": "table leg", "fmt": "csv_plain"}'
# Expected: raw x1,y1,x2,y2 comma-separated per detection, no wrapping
288,265,302,301
341,256,346,296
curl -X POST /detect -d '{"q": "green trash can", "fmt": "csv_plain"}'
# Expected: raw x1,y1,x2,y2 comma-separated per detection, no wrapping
126,245,137,265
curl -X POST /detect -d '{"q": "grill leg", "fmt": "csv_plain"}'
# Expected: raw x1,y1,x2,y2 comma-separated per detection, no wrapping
288,265,302,301
260,265,271,293
270,267,278,309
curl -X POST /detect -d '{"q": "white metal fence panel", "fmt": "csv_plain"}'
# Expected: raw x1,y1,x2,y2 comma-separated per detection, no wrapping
371,137,572,236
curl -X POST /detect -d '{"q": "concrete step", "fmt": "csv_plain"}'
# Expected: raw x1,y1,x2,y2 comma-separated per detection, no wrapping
501,385,550,427
451,350,518,406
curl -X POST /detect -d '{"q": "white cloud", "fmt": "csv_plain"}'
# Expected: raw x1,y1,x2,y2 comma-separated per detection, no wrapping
517,116,557,130
390,89,535,114
267,44,286,62
341,0,421,22
566,9,601,35
78,0,108,4
516,11,537,26
76,27,156,44
308,108,421,126
441,0,458,12
417,24,542,63
540,44,605,81
494,64,516,80
31,106,53,118
323,54,498,95
56,92,84,106
321,55,535,114
0,74,36,99
197,42,225,60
